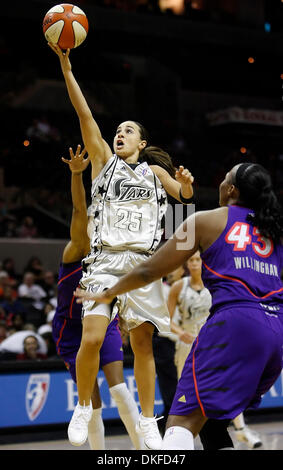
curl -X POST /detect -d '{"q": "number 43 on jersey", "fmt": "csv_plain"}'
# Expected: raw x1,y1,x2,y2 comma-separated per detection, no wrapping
225,222,274,257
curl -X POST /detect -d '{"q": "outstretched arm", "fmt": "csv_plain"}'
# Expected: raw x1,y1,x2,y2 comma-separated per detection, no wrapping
74,207,228,304
48,43,112,178
62,145,90,263
75,211,202,304
150,165,194,203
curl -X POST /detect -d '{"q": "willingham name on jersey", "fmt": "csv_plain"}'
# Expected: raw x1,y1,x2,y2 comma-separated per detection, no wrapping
233,256,279,277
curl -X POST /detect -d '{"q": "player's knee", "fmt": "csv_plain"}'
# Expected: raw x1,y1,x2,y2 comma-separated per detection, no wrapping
131,335,153,356
81,332,104,352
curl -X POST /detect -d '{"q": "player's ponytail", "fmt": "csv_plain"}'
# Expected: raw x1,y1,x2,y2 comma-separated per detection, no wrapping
135,122,176,178
234,163,283,242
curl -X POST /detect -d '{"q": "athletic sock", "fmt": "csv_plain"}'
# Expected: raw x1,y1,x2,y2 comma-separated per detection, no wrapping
233,413,245,430
109,382,144,450
88,407,105,450
162,426,194,450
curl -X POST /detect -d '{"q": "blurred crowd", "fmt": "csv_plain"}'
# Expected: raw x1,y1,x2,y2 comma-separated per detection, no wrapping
0,255,59,362
79,0,266,28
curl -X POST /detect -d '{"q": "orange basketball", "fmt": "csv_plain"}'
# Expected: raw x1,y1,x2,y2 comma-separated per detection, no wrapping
43,4,89,50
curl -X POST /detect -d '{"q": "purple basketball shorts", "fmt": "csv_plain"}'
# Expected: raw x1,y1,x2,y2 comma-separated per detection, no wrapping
169,306,283,420
52,315,123,383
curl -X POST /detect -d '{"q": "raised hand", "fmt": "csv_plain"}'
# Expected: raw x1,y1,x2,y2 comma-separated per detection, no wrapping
62,145,90,174
74,287,115,304
175,165,194,186
179,331,194,344
48,42,72,73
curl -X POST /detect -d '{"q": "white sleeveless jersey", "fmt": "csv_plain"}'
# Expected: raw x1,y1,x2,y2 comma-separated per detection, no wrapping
177,276,212,338
87,155,168,254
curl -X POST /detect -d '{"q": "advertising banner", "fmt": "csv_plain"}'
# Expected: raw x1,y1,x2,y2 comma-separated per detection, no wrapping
0,368,282,428
0,368,163,428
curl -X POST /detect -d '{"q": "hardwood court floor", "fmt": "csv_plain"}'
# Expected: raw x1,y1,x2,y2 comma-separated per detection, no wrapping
0,418,283,450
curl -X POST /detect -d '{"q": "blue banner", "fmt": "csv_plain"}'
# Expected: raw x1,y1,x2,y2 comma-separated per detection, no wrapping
0,368,163,428
0,368,282,428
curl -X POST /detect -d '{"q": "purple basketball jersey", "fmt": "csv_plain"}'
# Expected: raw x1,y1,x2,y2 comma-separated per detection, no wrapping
56,261,83,321
201,205,283,315
169,205,283,420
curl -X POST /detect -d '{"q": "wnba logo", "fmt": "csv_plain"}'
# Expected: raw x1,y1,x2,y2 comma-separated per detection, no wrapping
26,374,50,421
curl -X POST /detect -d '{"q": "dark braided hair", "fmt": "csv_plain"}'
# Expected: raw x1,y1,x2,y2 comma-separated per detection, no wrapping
233,163,283,242
134,122,176,178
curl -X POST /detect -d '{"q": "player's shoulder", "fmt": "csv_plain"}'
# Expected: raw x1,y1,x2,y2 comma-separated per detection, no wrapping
196,206,228,219
170,278,184,295
195,206,228,228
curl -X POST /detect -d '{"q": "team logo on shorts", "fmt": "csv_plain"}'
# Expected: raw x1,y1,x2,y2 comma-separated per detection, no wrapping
178,394,186,403
26,374,50,421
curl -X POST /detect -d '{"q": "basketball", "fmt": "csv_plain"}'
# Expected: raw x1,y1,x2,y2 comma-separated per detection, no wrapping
43,4,89,50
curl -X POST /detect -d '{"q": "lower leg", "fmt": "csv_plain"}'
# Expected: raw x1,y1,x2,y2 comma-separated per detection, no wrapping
88,408,105,450
88,381,105,450
103,361,143,449
110,382,144,450
233,412,245,430
199,419,233,450
76,315,109,406
130,323,156,417
68,316,109,446
162,409,207,450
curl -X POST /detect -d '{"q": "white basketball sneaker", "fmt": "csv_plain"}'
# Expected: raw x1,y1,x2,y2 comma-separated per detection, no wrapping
136,413,163,450
68,402,93,446
234,426,262,449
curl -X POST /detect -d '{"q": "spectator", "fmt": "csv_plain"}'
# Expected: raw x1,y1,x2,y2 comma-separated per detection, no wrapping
10,312,25,332
0,330,47,360
3,215,18,238
16,335,47,361
41,270,57,301
37,303,56,338
44,302,56,324
2,257,20,286
40,331,58,359
37,299,55,335
43,301,54,317
0,285,27,320
17,216,38,238
18,272,46,312
0,306,5,322
22,323,37,332
0,321,7,343
24,256,44,283
26,116,60,143
0,271,10,300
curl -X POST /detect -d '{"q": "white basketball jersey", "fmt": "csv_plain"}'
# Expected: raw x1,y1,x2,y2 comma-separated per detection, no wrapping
87,155,167,253
177,276,212,337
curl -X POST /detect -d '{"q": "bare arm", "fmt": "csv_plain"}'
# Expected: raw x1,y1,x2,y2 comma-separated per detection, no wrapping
150,165,194,202
48,44,112,178
167,280,182,320
75,211,202,303
168,280,194,344
74,207,228,304
62,146,90,263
